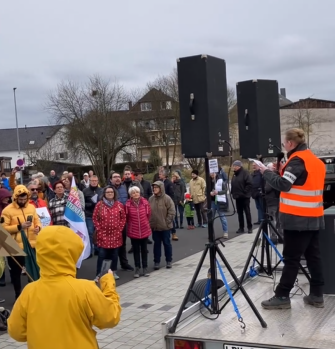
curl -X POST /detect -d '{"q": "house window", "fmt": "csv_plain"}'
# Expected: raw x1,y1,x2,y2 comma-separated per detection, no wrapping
140,102,152,111
56,152,68,160
123,153,133,162
4,161,11,170
151,135,156,142
29,140,35,145
161,101,172,110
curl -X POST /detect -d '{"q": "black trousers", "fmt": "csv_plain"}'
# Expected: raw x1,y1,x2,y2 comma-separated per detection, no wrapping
131,238,148,268
275,230,324,298
118,226,129,268
194,202,208,225
235,198,252,230
8,256,25,299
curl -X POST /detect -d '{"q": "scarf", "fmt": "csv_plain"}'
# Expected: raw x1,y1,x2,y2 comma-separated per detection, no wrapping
103,197,114,207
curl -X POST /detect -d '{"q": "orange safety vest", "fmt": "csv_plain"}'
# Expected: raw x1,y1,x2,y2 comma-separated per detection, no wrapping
280,149,325,217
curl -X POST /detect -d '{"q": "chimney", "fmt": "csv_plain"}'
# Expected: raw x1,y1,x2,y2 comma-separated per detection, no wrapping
128,101,132,110
280,88,286,97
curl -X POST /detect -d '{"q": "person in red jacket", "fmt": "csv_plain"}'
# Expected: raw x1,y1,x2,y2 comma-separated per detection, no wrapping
27,181,52,227
93,186,126,281
125,186,152,278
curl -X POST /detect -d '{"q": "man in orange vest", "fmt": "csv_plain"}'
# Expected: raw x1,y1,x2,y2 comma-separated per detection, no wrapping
255,128,325,310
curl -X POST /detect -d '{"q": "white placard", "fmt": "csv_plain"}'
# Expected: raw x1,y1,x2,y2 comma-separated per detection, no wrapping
209,159,219,174
36,207,51,227
248,158,264,167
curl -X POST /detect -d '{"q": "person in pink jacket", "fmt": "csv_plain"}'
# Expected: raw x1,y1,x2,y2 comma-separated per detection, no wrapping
125,186,152,278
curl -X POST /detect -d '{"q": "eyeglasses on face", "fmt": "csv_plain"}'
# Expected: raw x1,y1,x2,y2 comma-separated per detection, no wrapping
30,188,38,191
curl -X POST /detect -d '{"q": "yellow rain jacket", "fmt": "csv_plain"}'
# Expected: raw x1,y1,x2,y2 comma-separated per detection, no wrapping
7,225,121,349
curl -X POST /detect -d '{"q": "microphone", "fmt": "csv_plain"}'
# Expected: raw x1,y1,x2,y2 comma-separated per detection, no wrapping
276,152,285,172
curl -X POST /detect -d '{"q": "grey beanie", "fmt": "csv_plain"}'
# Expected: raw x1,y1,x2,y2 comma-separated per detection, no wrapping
232,160,243,167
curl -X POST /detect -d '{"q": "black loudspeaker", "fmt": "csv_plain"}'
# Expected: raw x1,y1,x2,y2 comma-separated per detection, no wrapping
177,54,230,158
236,79,281,159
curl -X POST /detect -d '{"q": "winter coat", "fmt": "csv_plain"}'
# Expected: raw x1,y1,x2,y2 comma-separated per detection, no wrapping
264,180,280,207
0,188,11,216
1,185,41,249
140,179,153,200
172,179,186,205
184,200,195,218
123,179,144,198
1,177,11,191
251,170,263,199
162,178,175,201
92,200,126,249
231,168,252,200
110,184,128,205
189,176,206,204
125,197,152,239
83,186,103,218
7,225,121,349
48,175,59,186
149,181,176,231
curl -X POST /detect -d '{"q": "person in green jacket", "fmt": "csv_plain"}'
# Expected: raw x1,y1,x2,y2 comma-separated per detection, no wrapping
184,193,195,229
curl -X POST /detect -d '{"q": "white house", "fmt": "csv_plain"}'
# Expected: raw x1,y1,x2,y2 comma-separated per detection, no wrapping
0,125,91,168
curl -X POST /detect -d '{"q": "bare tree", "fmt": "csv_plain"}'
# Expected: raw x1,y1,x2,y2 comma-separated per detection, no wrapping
46,75,142,184
187,158,205,172
283,99,326,150
146,69,180,167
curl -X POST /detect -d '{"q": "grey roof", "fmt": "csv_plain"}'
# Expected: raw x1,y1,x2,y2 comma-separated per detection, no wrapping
0,125,62,152
279,93,293,107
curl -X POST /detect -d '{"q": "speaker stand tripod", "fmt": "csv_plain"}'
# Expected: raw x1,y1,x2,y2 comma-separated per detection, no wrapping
168,156,267,334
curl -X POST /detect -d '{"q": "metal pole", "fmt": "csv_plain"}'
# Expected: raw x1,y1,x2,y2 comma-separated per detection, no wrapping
13,87,23,184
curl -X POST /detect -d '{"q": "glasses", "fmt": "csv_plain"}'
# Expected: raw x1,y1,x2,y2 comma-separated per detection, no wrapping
105,191,114,194
30,188,38,192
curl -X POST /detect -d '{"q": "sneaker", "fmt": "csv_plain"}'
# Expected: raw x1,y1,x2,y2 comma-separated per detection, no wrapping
223,232,228,239
248,229,253,234
303,294,324,308
253,221,261,225
166,262,172,269
134,268,140,278
187,225,192,230
143,268,150,277
191,226,196,229
21,267,26,275
154,263,160,270
147,239,153,244
172,233,179,241
121,264,134,271
236,229,244,234
261,296,291,309
202,224,208,228
196,224,201,228
180,226,184,229
113,272,120,280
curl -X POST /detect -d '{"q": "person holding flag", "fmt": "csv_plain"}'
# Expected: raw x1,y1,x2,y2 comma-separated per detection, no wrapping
64,177,91,268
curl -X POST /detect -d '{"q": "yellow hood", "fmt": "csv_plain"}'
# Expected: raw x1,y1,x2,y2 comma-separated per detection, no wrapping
12,185,31,208
36,226,84,278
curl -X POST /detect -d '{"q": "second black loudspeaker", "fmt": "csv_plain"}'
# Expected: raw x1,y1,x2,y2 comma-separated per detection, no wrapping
177,54,230,158
236,79,281,159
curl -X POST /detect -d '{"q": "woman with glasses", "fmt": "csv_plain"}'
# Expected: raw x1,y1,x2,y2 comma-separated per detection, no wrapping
93,186,126,280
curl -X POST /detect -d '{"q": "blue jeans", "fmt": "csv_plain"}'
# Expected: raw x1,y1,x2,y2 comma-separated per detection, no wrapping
174,204,184,227
96,247,119,276
211,202,228,233
254,197,264,222
86,217,98,253
152,230,172,263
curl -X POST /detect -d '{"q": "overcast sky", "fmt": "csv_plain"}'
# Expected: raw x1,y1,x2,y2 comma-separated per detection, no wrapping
1,0,334,129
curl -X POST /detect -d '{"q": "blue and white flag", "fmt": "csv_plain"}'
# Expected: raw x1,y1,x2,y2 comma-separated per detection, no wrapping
64,177,91,268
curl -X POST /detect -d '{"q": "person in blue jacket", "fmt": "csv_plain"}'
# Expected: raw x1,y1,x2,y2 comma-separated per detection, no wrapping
1,173,11,191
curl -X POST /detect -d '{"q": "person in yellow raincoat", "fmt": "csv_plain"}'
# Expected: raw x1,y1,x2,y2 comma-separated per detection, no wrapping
7,225,121,349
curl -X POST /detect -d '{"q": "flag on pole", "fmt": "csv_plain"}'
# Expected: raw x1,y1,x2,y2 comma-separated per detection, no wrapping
64,177,91,268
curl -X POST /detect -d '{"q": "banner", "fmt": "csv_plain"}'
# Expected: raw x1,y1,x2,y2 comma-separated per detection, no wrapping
36,207,51,228
64,177,91,268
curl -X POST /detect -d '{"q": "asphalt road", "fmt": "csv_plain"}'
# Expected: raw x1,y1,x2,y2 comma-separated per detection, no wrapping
0,199,257,309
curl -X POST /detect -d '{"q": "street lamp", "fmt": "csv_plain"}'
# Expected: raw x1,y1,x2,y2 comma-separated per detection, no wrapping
13,87,23,184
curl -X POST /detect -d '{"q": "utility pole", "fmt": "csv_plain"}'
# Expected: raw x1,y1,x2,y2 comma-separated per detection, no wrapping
13,87,23,184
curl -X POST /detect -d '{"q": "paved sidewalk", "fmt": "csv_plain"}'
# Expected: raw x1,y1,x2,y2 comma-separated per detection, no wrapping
1,232,265,349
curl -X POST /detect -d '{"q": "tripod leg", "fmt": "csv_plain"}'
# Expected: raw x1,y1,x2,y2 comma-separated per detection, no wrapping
216,247,267,328
169,246,209,333
239,224,263,284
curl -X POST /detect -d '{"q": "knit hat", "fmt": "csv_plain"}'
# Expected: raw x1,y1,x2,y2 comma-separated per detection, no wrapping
185,193,191,199
232,160,242,167
191,169,199,176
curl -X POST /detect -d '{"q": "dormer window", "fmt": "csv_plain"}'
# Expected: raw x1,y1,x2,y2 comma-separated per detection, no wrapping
29,140,35,145
140,102,152,111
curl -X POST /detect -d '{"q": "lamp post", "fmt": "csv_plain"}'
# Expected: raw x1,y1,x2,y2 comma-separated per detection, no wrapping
13,87,23,184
